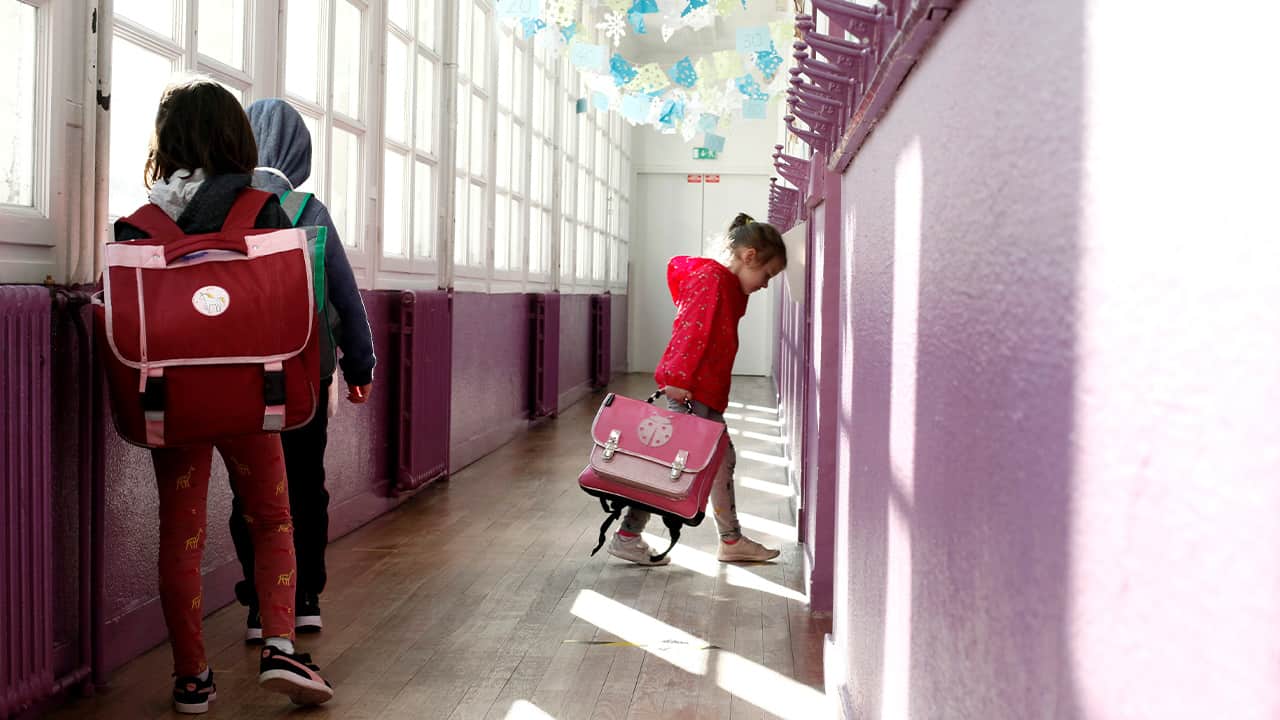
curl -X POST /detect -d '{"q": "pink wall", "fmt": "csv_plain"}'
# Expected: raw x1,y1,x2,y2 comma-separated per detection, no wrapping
824,1,1280,718
450,293,531,472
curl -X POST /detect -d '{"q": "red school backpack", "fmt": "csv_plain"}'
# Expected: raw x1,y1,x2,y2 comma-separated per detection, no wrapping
94,189,321,447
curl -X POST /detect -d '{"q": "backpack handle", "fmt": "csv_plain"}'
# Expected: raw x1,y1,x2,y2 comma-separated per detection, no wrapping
163,235,249,264
646,389,695,415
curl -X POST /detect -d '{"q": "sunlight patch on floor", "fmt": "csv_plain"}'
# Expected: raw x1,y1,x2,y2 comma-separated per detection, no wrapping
739,449,791,468
738,476,795,498
640,533,806,602
502,700,557,719
737,511,798,541
570,590,829,720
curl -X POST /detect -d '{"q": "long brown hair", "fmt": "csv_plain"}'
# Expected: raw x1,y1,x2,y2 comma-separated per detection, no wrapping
143,77,258,188
726,213,787,266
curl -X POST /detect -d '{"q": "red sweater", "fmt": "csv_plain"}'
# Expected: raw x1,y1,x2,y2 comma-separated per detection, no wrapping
654,256,749,413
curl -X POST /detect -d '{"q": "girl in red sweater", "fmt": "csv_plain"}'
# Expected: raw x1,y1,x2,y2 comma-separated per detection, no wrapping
609,214,788,565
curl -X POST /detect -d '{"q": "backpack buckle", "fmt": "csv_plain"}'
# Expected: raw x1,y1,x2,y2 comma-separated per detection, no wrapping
602,430,621,461
670,450,688,481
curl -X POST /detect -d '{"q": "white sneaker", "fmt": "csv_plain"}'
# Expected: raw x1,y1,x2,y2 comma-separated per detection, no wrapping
606,533,672,566
717,536,781,563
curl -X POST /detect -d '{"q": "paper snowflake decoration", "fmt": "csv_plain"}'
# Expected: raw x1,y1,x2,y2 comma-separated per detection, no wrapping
598,11,629,46
547,0,576,27
661,23,677,41
668,57,698,88
684,6,714,29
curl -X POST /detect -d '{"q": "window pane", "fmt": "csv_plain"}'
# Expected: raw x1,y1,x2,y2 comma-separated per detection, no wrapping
413,160,435,259
530,75,543,136
115,0,174,39
454,175,468,264
596,181,606,228
578,120,590,165
510,123,524,196
468,182,484,266
385,32,411,143
559,164,574,220
494,193,509,270
576,171,589,221
512,47,525,116
417,0,437,50
389,0,411,30
0,2,37,207
108,40,173,217
295,111,321,194
382,149,407,257
330,127,362,248
495,116,510,190
415,56,436,154
539,210,551,274
497,37,513,109
576,225,589,279
285,0,322,102
455,86,470,174
198,0,246,69
334,1,364,119
594,231,606,279
561,224,574,280
529,141,542,203
456,0,472,77
470,94,486,176
472,4,489,91
595,132,608,179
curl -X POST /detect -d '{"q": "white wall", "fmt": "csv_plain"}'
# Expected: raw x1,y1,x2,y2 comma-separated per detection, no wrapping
630,100,782,176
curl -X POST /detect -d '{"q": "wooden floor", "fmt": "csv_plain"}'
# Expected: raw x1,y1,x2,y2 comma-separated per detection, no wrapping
50,374,831,720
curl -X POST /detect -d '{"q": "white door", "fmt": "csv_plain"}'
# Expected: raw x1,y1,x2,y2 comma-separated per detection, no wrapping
630,173,704,373
702,174,774,377
629,172,774,377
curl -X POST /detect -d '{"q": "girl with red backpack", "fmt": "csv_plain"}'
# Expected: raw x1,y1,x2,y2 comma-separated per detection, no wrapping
112,78,334,714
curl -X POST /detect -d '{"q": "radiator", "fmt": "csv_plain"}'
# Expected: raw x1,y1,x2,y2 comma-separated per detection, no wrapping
591,294,611,389
529,293,560,419
0,287,54,719
394,290,451,495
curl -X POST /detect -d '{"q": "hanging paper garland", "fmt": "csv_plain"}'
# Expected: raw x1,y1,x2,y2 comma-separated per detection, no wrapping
668,56,698,88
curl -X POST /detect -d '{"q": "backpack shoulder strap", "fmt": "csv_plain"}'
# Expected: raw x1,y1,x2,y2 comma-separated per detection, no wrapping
590,497,625,556
279,190,314,227
120,203,182,239
650,515,684,564
221,188,275,232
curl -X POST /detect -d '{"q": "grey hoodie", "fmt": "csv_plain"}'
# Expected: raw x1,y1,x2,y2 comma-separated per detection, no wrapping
247,99,375,387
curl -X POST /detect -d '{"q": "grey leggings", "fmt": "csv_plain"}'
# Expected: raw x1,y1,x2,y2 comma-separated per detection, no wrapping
620,398,741,541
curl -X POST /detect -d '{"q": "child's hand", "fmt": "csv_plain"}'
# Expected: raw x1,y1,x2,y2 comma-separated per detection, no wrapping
348,382,373,404
662,386,692,403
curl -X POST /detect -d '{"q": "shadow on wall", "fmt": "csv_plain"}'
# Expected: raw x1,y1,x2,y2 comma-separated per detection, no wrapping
838,1,1086,718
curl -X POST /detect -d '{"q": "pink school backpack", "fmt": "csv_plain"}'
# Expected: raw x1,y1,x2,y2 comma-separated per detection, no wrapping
578,390,730,563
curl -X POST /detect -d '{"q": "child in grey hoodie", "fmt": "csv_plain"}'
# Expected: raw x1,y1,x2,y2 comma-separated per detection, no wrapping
229,98,376,640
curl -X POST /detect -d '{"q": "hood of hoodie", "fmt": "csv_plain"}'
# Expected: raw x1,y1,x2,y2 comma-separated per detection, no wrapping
247,99,312,188
666,255,745,305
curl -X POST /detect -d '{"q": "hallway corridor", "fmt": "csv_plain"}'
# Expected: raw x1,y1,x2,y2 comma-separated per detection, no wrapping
49,375,828,720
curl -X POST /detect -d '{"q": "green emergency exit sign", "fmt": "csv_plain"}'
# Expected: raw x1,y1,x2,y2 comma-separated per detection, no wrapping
694,147,718,160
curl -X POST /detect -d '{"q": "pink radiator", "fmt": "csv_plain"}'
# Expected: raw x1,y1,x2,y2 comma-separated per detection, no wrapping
529,293,560,419
591,294,612,389
394,290,451,495
0,287,54,719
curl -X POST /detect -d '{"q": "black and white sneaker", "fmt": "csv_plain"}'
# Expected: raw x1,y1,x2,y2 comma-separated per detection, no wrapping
295,593,323,633
245,607,263,644
172,670,216,714
258,646,334,706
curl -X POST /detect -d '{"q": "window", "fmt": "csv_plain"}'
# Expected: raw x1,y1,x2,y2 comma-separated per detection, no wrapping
0,2,38,209
282,0,370,260
382,0,442,274
493,26,528,275
109,0,255,217
453,0,492,272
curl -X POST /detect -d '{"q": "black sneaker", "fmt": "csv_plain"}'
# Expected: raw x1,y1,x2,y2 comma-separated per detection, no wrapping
258,646,334,706
295,593,322,633
172,670,216,714
245,607,263,644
